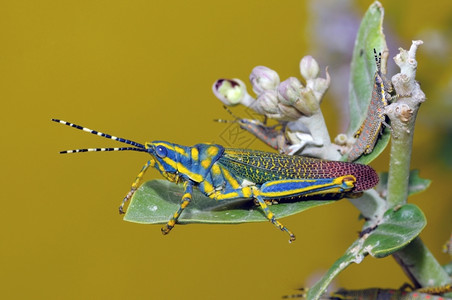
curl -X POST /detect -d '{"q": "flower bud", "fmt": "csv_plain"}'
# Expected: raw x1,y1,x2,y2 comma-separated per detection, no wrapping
212,78,247,106
311,68,330,100
278,103,303,120
277,77,303,106
299,55,320,80
256,90,279,114
293,88,320,116
249,66,280,94
334,133,348,146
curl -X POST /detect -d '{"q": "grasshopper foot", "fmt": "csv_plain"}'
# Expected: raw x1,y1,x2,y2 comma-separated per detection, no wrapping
119,188,137,215
161,223,174,235
288,233,296,243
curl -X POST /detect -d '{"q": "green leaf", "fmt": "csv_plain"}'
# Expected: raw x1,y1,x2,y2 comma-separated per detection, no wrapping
365,204,427,258
348,2,387,135
123,179,335,224
444,262,452,277
306,238,364,300
377,170,432,197
341,1,390,164
307,204,426,299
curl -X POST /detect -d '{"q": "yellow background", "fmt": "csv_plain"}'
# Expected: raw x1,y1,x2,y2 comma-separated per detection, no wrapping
1,1,451,299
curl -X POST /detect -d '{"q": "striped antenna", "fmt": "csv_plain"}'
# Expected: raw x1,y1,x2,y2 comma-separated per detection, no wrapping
373,48,382,73
213,105,241,123
52,119,147,153
60,147,148,154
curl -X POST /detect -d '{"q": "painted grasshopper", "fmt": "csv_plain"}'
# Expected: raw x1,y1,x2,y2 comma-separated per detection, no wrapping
328,285,452,300
53,119,379,242
283,285,452,299
347,49,393,162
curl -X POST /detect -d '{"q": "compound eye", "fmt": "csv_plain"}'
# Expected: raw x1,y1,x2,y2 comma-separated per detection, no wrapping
155,145,167,158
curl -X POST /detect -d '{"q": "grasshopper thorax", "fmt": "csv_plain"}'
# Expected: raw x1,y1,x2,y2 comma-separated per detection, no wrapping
145,141,225,184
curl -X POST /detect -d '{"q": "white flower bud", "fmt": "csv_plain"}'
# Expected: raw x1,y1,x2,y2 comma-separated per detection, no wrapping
277,77,303,106
278,103,303,120
299,55,320,80
256,90,279,114
212,78,247,106
292,88,320,116
249,66,280,94
311,68,331,100
334,133,348,146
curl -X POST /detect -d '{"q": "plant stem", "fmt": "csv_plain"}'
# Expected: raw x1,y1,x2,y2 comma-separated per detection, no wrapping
394,237,452,287
387,41,452,287
386,41,424,209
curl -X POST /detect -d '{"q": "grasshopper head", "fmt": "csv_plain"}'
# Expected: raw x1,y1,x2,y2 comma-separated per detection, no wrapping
145,141,194,183
52,119,191,184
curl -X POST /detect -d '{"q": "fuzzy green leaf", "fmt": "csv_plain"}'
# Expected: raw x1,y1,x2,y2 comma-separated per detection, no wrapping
365,203,427,258
341,1,390,164
348,2,387,135
306,238,364,300
307,204,426,299
377,169,432,198
444,262,452,277
123,179,335,224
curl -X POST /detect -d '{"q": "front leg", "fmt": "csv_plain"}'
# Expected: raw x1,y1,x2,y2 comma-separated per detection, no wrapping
161,180,194,235
119,160,153,214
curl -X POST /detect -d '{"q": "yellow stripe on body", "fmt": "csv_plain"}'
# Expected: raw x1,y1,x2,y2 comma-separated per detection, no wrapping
259,176,356,198
191,147,199,161
241,186,252,198
262,178,318,187
210,186,253,201
176,162,203,182
207,146,219,157
154,159,165,173
212,191,239,200
154,142,174,150
379,82,388,105
211,164,222,176
200,146,220,169
155,159,178,183
201,158,211,169
221,167,240,189
160,156,203,182
202,180,215,195
175,146,188,157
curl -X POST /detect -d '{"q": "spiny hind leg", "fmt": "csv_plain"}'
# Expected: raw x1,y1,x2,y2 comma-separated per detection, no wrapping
255,195,295,243
161,181,193,235
119,160,153,214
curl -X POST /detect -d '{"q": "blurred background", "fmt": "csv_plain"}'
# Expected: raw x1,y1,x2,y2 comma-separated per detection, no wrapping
1,0,451,299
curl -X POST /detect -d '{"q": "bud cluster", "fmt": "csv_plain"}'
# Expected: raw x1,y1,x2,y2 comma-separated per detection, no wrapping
212,56,330,121
213,55,341,160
